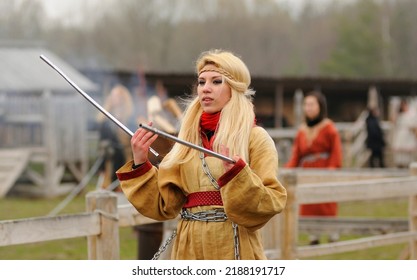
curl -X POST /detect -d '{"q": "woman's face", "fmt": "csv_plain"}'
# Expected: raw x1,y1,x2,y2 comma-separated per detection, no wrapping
303,95,320,120
197,70,232,114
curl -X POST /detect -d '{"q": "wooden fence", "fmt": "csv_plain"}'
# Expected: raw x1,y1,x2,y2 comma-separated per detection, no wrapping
0,164,416,259
276,163,417,260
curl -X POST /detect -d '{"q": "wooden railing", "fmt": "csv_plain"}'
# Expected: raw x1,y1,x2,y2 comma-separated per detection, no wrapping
0,191,157,259
1,164,416,259
276,163,417,259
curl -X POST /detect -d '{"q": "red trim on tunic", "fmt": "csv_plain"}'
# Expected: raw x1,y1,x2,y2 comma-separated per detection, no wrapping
218,158,246,187
199,129,246,188
183,191,223,208
116,160,153,181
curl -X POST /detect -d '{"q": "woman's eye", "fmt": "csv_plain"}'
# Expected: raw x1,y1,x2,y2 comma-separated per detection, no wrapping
198,80,205,86
213,79,223,85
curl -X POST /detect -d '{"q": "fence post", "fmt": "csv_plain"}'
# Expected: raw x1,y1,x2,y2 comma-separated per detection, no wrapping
43,90,57,194
86,190,120,260
280,170,298,259
409,162,417,260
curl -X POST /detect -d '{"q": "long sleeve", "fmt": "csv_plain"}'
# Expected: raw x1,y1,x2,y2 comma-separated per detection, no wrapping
116,160,186,221
219,127,287,231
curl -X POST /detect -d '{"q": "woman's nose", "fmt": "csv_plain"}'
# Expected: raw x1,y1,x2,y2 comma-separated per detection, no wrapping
202,82,212,92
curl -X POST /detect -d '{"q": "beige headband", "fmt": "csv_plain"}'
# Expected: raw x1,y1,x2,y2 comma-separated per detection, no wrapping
198,64,236,82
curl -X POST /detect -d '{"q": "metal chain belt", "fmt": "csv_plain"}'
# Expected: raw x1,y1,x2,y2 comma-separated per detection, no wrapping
180,209,228,222
181,209,240,260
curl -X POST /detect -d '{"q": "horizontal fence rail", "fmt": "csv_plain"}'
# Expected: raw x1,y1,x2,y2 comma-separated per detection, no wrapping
298,176,417,203
0,164,416,259
297,231,416,258
0,213,100,246
299,217,408,235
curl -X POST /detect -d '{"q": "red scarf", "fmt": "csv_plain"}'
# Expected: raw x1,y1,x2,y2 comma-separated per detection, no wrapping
200,111,257,150
200,112,220,150
200,111,221,132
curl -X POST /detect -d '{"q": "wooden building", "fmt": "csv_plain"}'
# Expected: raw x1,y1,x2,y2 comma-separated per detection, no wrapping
153,73,417,164
83,68,417,125
141,74,417,125
0,46,98,197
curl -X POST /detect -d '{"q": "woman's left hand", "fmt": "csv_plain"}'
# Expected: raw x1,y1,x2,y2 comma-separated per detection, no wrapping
220,144,240,172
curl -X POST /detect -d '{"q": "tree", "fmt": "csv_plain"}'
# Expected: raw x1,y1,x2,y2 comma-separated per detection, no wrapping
0,0,45,42
390,0,417,78
320,0,387,78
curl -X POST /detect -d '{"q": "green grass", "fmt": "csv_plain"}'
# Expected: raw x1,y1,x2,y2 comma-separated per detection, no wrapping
0,183,138,260
338,198,408,218
0,184,411,259
298,198,409,260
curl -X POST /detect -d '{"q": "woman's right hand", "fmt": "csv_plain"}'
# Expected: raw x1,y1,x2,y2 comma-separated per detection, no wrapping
131,122,158,165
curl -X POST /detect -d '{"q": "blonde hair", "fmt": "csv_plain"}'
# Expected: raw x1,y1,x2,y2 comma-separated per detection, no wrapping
161,49,255,168
97,84,133,123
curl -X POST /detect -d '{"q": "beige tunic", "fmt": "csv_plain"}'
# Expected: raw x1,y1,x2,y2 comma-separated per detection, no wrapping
116,126,287,260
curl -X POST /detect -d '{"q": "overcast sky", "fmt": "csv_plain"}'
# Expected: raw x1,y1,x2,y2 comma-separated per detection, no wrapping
38,0,339,22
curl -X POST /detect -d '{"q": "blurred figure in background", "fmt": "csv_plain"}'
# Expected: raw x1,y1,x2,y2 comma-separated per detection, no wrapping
133,66,149,125
392,99,417,168
97,84,134,190
147,80,182,134
365,107,385,168
285,91,343,245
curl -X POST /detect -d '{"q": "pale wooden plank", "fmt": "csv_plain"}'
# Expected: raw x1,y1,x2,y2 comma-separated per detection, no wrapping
297,176,417,204
0,149,31,197
262,215,281,254
0,149,30,159
299,217,408,235
297,231,417,258
0,213,100,246
280,171,298,259
266,232,417,260
25,169,45,186
86,190,119,260
409,163,417,259
281,168,409,185
117,204,160,227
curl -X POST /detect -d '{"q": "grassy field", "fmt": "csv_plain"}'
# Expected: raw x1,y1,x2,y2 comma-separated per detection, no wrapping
0,183,138,260
299,198,409,260
0,183,410,260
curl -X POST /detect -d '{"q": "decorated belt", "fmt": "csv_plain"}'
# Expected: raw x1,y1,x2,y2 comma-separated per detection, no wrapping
300,152,330,165
182,190,223,208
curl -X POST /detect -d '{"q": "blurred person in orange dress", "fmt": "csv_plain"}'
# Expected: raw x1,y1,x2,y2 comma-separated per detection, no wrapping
285,91,343,245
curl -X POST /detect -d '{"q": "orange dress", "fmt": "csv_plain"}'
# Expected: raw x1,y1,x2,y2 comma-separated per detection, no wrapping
285,118,342,216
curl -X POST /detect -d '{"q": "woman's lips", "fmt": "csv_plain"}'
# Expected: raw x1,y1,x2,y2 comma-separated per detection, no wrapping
202,97,213,104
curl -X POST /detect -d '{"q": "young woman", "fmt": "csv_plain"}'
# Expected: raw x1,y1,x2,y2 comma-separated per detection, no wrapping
116,49,287,260
285,91,342,245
